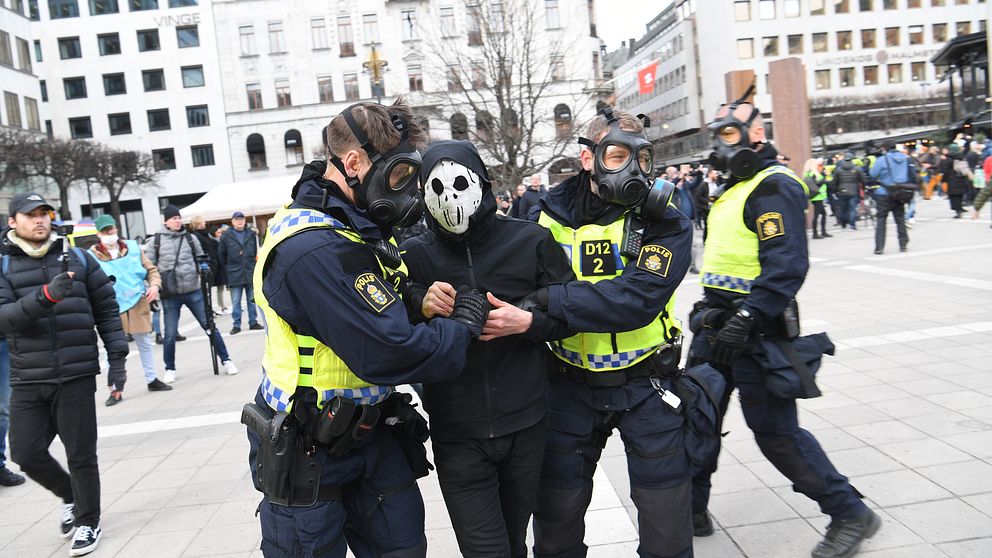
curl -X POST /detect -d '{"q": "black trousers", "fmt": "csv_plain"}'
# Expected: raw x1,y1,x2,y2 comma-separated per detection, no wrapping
432,422,546,558
811,200,827,235
874,195,908,252
949,193,964,213
9,375,101,527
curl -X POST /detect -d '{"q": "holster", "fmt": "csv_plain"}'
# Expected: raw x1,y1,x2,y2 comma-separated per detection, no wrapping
242,402,322,507
380,392,433,479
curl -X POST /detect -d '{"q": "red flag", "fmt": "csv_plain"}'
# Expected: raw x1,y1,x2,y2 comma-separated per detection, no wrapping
638,61,659,95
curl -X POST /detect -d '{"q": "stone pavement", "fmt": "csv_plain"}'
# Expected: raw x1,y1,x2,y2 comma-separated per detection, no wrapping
1,197,991,557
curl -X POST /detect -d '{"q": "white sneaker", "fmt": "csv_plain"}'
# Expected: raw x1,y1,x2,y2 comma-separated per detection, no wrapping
223,360,239,375
69,525,101,556
163,370,176,384
59,503,75,539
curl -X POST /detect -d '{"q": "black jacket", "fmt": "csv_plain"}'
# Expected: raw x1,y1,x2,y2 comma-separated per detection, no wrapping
941,154,973,196
192,229,219,285
0,234,128,385
218,227,258,287
400,147,574,440
831,160,866,197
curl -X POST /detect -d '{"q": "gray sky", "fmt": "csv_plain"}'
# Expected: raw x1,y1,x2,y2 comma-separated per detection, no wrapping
596,0,672,52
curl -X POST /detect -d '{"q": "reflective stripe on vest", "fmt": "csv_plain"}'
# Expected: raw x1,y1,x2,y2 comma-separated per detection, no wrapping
253,205,402,412
536,210,681,372
701,166,808,294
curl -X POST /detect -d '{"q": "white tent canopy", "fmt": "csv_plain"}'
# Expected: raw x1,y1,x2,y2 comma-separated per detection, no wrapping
180,173,295,223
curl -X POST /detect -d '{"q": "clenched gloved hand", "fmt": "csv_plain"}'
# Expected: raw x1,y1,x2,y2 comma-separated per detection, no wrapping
515,287,549,313
449,286,491,339
198,262,211,275
708,309,756,368
40,272,74,305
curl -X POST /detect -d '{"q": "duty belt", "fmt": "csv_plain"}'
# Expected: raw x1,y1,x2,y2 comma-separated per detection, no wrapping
555,346,675,387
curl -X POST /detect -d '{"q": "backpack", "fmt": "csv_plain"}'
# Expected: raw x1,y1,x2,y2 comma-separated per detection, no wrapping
953,158,974,180
2,246,88,276
671,364,727,475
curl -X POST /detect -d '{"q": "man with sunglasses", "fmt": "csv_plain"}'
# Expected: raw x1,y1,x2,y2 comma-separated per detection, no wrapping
688,97,881,558
245,100,486,557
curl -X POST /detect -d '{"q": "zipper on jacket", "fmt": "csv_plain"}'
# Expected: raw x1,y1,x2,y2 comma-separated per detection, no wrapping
41,258,62,381
465,243,495,439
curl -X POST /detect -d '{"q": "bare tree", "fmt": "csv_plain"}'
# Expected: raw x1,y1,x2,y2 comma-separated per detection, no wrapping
88,146,159,224
415,0,593,191
0,128,37,190
17,137,98,220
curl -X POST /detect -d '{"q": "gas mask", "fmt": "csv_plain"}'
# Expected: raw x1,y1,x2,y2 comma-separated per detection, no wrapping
328,104,424,228
706,87,762,180
423,160,484,235
579,107,654,209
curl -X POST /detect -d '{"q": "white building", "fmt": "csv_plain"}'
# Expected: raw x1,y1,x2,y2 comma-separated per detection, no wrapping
30,0,233,238
614,0,988,163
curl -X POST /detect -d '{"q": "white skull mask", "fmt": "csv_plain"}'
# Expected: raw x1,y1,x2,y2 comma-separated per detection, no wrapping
423,160,483,234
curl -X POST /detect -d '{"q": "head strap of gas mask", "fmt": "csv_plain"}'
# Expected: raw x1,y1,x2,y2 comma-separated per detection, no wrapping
327,104,424,228
578,107,655,208
706,84,763,180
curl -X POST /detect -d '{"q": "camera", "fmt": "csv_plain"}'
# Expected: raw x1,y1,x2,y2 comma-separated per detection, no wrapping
55,224,75,237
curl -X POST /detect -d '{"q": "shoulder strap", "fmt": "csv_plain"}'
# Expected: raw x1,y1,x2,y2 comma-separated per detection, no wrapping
1,255,7,276
154,233,161,258
771,338,822,398
72,247,88,274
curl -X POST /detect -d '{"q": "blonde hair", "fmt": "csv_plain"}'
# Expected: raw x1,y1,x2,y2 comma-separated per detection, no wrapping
190,216,205,229
801,158,820,175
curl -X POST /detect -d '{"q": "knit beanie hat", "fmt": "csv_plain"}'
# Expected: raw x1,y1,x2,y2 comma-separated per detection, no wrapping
163,205,181,220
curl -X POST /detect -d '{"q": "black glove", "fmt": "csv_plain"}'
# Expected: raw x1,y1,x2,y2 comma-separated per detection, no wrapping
41,272,74,304
708,310,756,367
449,287,491,339
515,287,549,313
688,301,727,335
107,351,127,391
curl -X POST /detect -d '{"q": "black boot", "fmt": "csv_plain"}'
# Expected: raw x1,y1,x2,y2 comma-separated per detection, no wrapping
692,511,714,537
821,231,833,238
811,509,882,558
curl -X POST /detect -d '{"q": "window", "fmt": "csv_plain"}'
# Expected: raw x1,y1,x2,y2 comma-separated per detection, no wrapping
401,10,417,40
24,97,40,131
885,27,899,46
4,92,20,128
191,144,214,167
0,32,10,67
311,18,328,49
812,32,828,52
784,0,800,15
246,82,262,109
29,0,41,19
550,55,564,81
263,21,284,53
275,79,291,107
147,108,170,131
239,25,256,56
16,38,31,72
911,61,926,81
186,105,208,127
887,63,902,83
181,65,204,87
467,4,482,45
98,33,121,55
859,0,873,8
734,0,750,20
343,73,359,101
168,0,197,6
810,0,826,14
475,111,493,141
468,61,485,87
40,80,47,102
931,0,944,4
554,103,572,139
247,133,267,170
815,69,831,89
370,75,385,99
89,0,118,14
762,36,779,56
904,25,925,45
63,77,87,99
317,76,334,102
835,0,850,11
788,34,803,54
285,129,303,165
129,0,157,10
137,29,160,51
108,112,131,135
440,6,456,36
142,69,165,91
48,0,79,18
737,38,754,59
907,0,921,6
882,0,895,7
338,16,354,56
447,65,461,91
152,148,175,170
69,116,92,138
490,0,505,33
407,65,423,92
103,73,126,95
58,37,81,59
758,0,775,18
861,28,876,48
545,0,560,27
863,65,878,84
450,113,468,140
34,40,42,62
839,67,854,87
177,25,199,48
956,21,971,35
933,24,947,41
837,30,852,50
363,13,379,43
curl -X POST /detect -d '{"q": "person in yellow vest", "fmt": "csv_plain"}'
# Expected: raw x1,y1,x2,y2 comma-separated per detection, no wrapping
244,100,486,558
688,97,881,558
485,107,699,558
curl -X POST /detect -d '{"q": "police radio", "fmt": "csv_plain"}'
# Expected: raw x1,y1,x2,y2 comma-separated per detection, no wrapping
620,212,645,260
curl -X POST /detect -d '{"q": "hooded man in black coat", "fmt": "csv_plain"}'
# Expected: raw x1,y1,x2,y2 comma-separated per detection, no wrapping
399,141,575,558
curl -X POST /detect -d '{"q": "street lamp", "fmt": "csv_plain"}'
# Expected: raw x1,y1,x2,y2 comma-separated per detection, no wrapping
363,43,388,104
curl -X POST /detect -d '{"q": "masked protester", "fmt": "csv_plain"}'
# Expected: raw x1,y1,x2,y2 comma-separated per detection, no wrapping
485,107,713,558
245,100,484,558
688,94,881,558
399,140,574,558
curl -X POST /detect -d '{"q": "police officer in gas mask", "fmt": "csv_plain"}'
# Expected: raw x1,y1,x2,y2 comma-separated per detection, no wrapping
244,101,485,558
485,107,706,558
688,93,882,558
